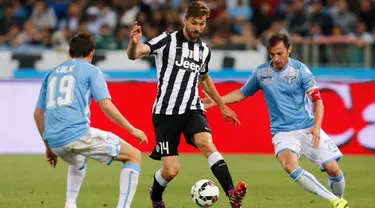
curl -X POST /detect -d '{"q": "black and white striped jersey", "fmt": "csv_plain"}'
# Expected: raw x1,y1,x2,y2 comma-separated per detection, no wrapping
145,29,211,115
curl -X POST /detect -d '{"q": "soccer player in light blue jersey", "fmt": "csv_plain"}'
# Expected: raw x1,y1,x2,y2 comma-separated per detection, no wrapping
33,32,148,208
203,33,349,208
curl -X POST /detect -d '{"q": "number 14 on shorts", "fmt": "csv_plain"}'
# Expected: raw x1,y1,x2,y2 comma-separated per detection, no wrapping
156,142,170,154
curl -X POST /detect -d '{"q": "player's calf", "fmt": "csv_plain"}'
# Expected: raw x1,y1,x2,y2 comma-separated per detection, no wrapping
150,157,179,205
113,141,142,208
324,161,346,198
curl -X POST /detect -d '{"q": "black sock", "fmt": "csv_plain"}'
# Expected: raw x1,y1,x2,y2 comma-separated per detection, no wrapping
151,175,167,202
210,159,234,193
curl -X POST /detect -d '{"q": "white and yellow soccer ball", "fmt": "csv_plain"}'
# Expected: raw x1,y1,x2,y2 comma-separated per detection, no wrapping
191,179,220,207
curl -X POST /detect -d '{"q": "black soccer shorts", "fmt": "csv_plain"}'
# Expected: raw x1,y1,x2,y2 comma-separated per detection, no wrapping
149,110,212,160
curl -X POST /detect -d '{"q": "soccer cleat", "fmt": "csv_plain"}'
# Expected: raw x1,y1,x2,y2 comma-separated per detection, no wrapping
65,205,77,208
149,187,166,208
227,182,248,208
152,201,166,208
330,198,349,208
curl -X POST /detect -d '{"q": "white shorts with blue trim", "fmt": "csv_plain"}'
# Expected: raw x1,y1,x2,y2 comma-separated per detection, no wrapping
51,127,122,169
272,127,343,171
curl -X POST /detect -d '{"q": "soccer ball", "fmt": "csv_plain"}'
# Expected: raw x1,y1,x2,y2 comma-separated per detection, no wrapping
191,179,220,207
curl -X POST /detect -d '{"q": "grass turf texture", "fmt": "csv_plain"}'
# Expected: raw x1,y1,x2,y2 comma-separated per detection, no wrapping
0,155,374,208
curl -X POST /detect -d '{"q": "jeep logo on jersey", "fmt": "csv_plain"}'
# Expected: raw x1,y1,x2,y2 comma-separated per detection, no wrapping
175,57,201,72
175,49,201,72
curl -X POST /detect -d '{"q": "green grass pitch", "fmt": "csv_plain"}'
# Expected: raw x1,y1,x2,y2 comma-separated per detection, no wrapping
0,155,374,208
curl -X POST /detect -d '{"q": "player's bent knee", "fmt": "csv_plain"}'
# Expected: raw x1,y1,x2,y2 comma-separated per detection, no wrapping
162,161,180,180
128,148,141,165
163,167,179,180
115,144,142,165
325,161,341,177
279,159,299,174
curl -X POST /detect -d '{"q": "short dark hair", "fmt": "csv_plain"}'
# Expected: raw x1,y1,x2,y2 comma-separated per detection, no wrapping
267,33,291,51
185,1,210,19
68,32,95,58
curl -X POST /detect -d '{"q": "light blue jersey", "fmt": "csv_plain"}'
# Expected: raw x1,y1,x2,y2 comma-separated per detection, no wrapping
241,58,317,135
36,59,110,148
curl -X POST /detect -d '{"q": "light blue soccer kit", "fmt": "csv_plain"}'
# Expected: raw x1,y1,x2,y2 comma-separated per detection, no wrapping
36,59,122,167
240,58,343,170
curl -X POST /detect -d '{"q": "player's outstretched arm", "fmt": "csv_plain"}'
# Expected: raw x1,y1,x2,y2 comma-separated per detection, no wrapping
98,99,148,144
127,22,151,60
199,74,240,125
34,108,57,167
202,89,247,110
222,89,247,105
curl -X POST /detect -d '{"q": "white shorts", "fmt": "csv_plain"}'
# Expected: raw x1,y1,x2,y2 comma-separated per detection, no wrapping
51,128,123,169
272,127,343,171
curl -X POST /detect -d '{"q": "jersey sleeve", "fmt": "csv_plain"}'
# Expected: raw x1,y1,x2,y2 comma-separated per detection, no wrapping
200,48,211,75
299,64,318,93
90,67,111,102
240,69,260,97
35,73,49,110
144,31,170,55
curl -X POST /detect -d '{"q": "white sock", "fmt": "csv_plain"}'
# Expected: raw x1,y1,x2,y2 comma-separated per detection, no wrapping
155,168,169,187
66,163,87,207
207,152,224,167
328,171,345,198
117,162,140,208
290,167,338,201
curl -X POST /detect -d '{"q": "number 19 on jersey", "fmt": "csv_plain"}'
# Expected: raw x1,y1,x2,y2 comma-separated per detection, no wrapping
47,75,75,108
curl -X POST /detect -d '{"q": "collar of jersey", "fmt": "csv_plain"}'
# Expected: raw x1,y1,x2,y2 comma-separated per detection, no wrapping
268,58,291,73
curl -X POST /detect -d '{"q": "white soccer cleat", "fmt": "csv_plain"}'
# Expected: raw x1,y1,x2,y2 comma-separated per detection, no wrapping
65,204,77,208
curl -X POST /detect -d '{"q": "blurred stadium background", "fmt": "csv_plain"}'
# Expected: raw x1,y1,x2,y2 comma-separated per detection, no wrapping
1,0,375,207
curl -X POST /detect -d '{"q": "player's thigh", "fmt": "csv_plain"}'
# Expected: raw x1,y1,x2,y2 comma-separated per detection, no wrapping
183,111,212,147
67,128,122,165
301,128,343,172
272,130,303,158
51,146,86,169
149,114,184,160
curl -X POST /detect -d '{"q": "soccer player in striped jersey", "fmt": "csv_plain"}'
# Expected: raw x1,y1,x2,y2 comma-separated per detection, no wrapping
127,1,247,208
